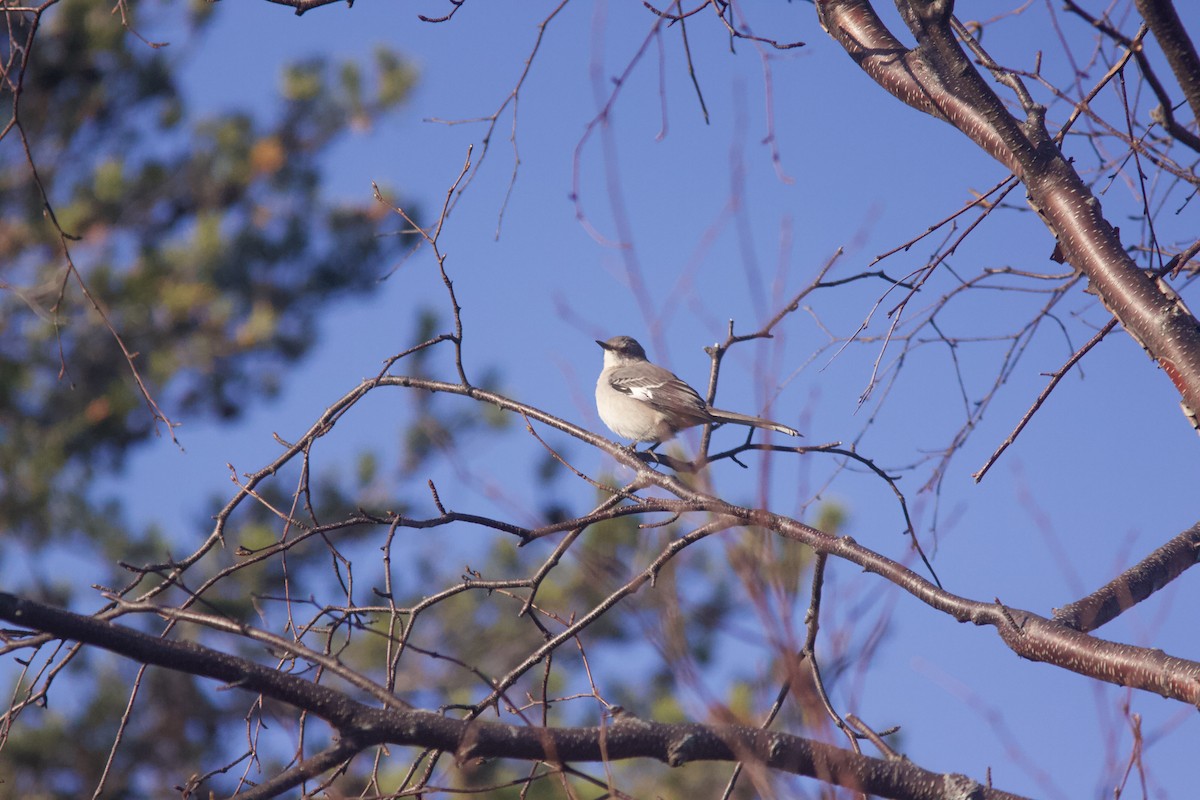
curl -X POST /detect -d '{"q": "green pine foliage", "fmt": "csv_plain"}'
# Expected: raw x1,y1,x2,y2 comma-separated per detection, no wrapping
0,1,421,792
0,0,419,547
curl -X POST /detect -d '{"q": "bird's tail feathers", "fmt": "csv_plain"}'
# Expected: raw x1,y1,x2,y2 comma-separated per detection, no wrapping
707,408,800,437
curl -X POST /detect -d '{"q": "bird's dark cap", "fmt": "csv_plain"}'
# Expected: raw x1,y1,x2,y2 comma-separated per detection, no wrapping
596,336,646,358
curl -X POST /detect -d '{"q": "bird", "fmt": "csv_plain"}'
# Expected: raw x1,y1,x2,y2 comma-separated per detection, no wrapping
594,335,800,446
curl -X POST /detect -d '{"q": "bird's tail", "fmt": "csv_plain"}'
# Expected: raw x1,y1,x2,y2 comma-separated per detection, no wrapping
707,408,800,437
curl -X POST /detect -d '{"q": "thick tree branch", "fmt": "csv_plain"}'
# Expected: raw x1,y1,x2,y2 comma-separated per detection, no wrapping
1053,522,1200,632
0,592,1029,800
814,0,1200,431
689,500,1200,705
812,0,1021,170
1134,0,1200,122
367,376,1200,705
1062,2,1200,152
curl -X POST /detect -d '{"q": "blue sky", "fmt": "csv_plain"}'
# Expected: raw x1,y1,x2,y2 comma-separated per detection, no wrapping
89,1,1200,796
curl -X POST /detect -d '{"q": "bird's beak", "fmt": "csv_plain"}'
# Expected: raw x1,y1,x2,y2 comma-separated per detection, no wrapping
595,339,609,350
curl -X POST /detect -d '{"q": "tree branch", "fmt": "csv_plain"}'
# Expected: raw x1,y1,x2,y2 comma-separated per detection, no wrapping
814,0,1200,431
369,375,1200,705
1134,0,1200,122
1053,522,1200,632
0,592,1029,800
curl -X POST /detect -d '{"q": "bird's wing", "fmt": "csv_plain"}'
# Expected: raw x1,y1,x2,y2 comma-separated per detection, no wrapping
609,366,709,416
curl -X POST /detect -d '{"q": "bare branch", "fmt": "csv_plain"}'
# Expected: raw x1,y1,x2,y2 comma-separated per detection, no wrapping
0,591,1031,800
815,0,1200,431
974,318,1118,483
1133,0,1200,123
1053,522,1200,632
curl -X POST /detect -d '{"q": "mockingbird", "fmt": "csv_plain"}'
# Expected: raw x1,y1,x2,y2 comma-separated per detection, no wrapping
595,335,800,446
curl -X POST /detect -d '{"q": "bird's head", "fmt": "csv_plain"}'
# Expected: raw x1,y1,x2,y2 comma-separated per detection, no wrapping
596,335,648,366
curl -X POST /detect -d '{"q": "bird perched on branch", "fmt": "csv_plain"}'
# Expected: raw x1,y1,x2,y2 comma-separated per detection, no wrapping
594,335,800,446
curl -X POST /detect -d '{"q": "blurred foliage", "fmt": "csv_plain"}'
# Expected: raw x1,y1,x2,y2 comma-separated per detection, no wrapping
299,488,845,799
0,3,846,797
0,0,420,549
0,0,420,794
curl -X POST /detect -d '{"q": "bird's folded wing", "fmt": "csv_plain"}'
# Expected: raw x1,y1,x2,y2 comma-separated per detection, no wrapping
609,369,708,414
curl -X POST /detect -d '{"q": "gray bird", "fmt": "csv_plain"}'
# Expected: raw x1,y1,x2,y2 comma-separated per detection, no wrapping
594,335,800,446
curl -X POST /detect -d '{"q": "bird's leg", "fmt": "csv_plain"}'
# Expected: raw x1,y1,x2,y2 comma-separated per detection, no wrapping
620,441,661,467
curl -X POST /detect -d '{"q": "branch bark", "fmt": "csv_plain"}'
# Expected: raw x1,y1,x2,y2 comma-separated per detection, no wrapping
1135,0,1200,121
814,0,1200,431
373,375,1200,705
1053,521,1200,632
0,592,1029,800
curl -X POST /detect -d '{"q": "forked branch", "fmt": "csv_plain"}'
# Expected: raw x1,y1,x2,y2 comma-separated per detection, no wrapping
814,0,1200,430
0,591,1029,800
